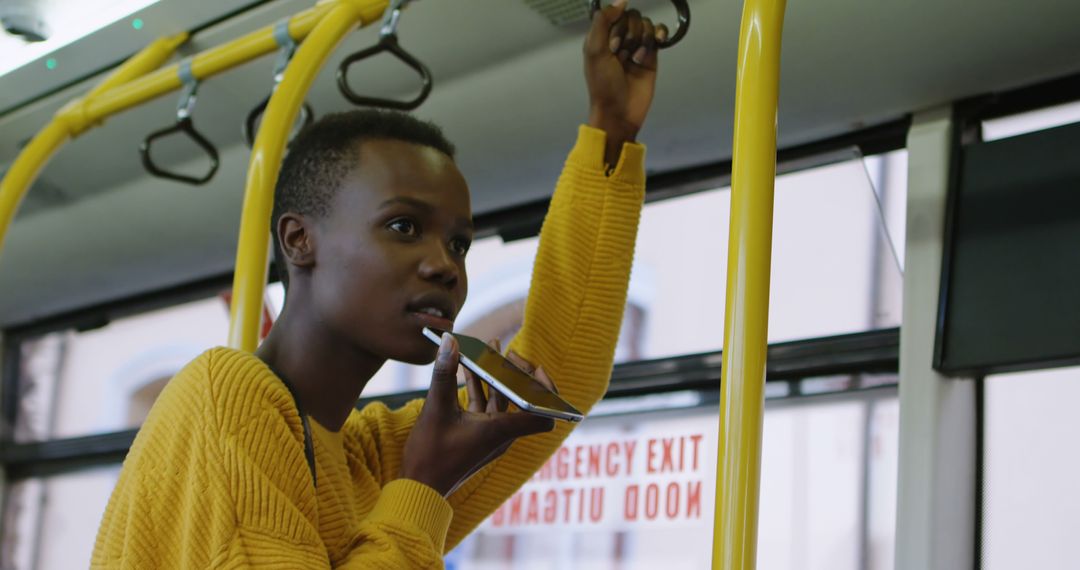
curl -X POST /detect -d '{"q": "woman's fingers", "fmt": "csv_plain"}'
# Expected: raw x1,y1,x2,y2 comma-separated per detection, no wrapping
494,411,556,440
533,366,559,394
504,351,558,394
608,8,629,54
621,9,644,60
605,8,665,69
588,0,629,57
635,17,657,66
487,388,510,414
506,350,536,374
464,366,487,413
482,337,509,413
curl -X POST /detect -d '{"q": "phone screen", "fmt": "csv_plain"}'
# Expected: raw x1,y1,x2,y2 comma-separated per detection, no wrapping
423,328,583,421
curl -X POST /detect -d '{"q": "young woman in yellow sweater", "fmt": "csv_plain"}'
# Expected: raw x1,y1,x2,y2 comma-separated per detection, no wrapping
93,2,666,567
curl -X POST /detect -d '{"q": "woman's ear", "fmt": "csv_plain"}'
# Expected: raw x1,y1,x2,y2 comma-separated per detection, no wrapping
278,213,316,270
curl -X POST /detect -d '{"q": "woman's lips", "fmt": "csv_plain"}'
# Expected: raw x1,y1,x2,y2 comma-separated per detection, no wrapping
409,311,454,332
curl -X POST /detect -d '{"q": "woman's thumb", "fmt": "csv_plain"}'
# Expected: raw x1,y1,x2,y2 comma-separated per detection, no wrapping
428,332,460,403
500,412,556,440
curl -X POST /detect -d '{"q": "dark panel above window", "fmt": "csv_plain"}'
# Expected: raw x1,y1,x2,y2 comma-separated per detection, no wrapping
937,120,1080,374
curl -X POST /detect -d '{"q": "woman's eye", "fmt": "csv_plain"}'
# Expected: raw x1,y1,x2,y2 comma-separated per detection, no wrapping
450,237,471,256
388,219,418,236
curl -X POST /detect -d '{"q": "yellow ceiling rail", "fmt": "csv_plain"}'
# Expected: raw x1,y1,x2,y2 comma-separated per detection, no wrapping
0,0,342,259
0,0,390,342
712,0,787,568
228,0,390,351
0,32,187,263
76,1,339,130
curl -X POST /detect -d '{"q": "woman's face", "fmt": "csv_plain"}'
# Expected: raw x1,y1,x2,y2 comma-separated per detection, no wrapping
309,138,473,364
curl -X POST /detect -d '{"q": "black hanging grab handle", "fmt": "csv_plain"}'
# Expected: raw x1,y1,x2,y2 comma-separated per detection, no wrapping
244,19,316,148
139,59,219,185
244,96,314,148
590,0,690,49
140,118,220,185
336,0,433,111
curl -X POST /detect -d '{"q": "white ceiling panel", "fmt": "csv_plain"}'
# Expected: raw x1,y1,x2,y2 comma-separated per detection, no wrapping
1,0,1080,325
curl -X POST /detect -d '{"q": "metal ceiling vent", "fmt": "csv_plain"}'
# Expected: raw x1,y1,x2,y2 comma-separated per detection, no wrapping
525,0,591,26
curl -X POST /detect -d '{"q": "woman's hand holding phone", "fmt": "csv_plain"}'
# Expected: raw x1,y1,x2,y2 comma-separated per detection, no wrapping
401,333,556,497
462,338,559,415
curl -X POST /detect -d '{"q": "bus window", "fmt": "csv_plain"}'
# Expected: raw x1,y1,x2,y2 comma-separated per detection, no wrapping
444,386,900,569
0,466,120,570
348,149,907,399
981,100,1080,142
982,366,1080,570
11,295,229,442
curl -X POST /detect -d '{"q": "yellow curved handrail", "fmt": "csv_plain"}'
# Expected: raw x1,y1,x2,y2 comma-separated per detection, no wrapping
0,1,342,256
76,3,337,132
712,0,787,568
0,33,188,261
228,0,390,351
0,0,390,350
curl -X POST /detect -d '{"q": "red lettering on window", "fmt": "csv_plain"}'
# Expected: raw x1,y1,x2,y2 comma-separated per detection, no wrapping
665,482,681,519
556,446,570,480
624,440,637,476
605,442,620,477
589,487,604,522
624,484,639,521
660,437,675,473
679,436,686,472
509,492,524,525
687,480,702,519
588,444,602,478
543,489,558,523
647,439,658,473
526,491,540,524
574,445,584,479
562,488,575,523
644,483,659,520
690,434,704,471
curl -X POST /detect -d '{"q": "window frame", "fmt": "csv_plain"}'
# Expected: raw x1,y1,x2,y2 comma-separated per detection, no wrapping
0,119,910,484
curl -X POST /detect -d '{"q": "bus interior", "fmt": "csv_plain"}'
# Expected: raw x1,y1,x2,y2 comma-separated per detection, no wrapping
1,0,1079,568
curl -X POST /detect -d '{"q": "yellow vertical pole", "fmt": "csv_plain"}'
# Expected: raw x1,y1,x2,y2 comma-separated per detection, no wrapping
227,0,389,351
712,0,787,568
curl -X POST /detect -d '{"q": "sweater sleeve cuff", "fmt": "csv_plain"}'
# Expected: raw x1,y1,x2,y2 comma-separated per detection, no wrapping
369,479,454,553
571,125,646,185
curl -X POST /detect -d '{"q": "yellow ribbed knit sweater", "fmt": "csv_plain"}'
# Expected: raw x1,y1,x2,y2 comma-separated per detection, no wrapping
91,126,645,568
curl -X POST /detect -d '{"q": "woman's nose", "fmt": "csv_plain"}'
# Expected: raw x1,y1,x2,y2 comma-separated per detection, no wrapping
418,245,459,288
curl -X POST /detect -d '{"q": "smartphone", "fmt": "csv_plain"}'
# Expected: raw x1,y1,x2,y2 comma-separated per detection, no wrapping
422,327,584,423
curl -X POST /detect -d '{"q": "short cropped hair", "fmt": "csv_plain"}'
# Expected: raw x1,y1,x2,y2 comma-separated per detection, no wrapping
271,110,456,288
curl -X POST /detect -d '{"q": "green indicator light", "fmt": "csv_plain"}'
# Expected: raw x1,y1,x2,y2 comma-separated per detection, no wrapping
45,58,57,70
132,18,143,30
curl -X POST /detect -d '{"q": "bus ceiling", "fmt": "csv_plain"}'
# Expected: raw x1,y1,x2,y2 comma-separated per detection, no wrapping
0,0,1079,326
